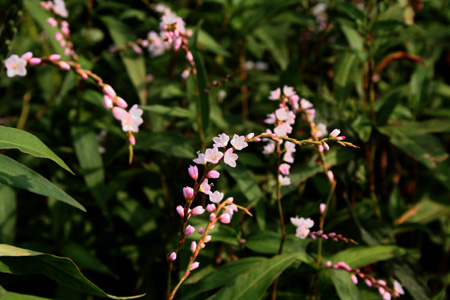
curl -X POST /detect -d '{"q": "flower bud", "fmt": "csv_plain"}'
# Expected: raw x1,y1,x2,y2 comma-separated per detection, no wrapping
351,274,358,284
169,252,177,261
188,165,198,180
219,213,231,224
103,95,113,109
176,205,184,217
329,129,341,137
115,97,128,108
190,262,199,270
207,170,220,179
29,58,42,66
197,227,205,234
206,204,216,212
58,61,70,70
183,187,194,200
191,206,205,215
21,52,33,60
191,241,197,252
49,54,61,61
185,225,195,236
129,135,136,146
320,203,326,214
103,84,116,98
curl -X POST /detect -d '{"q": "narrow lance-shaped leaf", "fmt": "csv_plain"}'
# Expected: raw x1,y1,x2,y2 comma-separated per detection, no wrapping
0,126,73,174
0,154,85,212
208,253,303,300
189,21,210,133
0,244,144,299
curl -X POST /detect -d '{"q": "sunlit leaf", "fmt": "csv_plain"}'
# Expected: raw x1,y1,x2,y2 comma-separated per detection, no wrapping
0,126,73,174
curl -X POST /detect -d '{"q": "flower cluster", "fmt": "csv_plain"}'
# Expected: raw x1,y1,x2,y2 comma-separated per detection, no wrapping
325,261,405,299
41,0,78,60
290,216,314,239
111,4,195,78
4,52,143,146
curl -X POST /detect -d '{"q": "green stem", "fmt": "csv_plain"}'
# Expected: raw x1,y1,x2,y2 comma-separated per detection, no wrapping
17,91,31,130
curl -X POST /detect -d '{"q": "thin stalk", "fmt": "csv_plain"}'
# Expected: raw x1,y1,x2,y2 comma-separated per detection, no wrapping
193,72,205,150
17,91,31,130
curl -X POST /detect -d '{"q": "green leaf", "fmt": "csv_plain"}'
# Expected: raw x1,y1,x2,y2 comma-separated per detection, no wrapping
189,21,211,133
392,263,430,300
245,231,312,257
71,125,107,213
335,2,365,22
198,29,230,57
352,115,372,142
0,286,53,300
0,244,144,299
397,198,450,225
254,25,289,70
0,183,16,244
432,288,446,300
328,269,363,300
0,154,85,212
141,105,194,119
334,53,357,106
207,253,301,300
180,257,266,300
23,0,66,57
101,16,147,105
135,132,195,159
0,126,73,174
371,20,407,32
378,125,448,170
225,164,263,204
330,245,407,269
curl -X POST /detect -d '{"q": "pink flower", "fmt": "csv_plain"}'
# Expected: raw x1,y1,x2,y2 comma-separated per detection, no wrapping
285,141,296,153
300,99,313,110
213,133,230,148
275,108,288,121
191,206,205,215
278,175,291,186
219,213,231,224
394,280,404,295
188,165,198,180
209,191,224,203
185,225,195,236
265,113,276,124
5,54,27,77
231,134,248,150
279,163,291,175
112,104,144,133
330,129,341,137
193,152,206,164
283,85,295,97
268,88,281,100
199,179,211,194
169,252,177,261
204,147,224,164
291,216,314,239
263,141,275,154
183,187,194,200
53,0,68,17
283,151,294,163
207,170,220,179
224,148,238,168
176,205,184,217
274,122,292,136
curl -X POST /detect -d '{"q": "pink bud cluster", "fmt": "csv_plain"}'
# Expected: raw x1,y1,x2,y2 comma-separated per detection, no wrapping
309,230,358,244
169,133,253,275
41,1,78,60
325,261,405,299
4,52,143,146
264,86,300,186
119,5,195,78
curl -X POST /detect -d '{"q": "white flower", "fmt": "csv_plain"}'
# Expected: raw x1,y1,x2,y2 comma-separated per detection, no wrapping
204,147,224,164
112,104,144,133
291,217,314,239
283,85,295,97
278,175,291,186
224,148,238,168
230,134,248,150
53,0,68,18
268,88,281,100
263,141,276,154
209,191,224,203
394,280,404,295
213,133,230,148
148,31,166,57
5,54,27,77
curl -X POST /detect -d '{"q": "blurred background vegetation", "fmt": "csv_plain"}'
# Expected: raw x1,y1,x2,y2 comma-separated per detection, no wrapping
0,0,449,299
